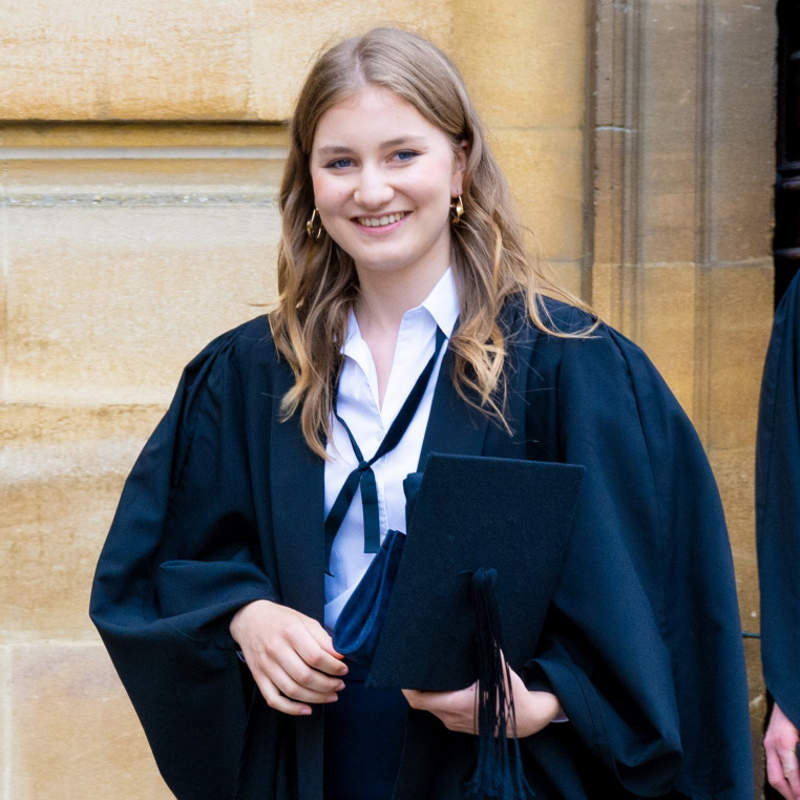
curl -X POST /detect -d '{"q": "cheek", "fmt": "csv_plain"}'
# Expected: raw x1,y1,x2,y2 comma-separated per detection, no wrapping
416,156,459,205
311,175,349,218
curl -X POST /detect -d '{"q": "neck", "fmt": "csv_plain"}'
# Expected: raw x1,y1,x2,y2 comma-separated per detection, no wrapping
354,262,448,338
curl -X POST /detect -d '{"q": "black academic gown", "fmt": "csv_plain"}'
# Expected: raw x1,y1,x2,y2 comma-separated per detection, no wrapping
758,271,800,730
90,299,752,800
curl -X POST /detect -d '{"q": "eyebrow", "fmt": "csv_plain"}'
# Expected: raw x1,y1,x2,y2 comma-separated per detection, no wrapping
315,136,428,156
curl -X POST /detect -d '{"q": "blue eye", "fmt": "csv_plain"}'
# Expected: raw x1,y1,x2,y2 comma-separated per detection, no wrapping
395,150,419,162
326,158,353,169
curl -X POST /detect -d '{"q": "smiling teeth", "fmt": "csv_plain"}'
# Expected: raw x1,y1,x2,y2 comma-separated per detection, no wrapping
358,212,406,227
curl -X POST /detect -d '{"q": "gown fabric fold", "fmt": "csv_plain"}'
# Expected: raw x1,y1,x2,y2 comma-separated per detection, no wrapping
90,300,752,799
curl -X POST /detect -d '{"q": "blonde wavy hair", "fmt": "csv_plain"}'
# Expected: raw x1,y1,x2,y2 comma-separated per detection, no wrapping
270,27,593,458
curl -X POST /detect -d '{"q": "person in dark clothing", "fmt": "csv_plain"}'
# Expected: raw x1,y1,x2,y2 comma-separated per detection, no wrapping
90,27,752,799
758,269,800,800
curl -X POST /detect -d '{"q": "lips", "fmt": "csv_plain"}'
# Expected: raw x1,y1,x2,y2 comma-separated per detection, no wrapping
355,211,410,228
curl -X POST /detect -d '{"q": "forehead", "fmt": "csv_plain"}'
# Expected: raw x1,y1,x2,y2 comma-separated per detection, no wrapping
312,85,447,150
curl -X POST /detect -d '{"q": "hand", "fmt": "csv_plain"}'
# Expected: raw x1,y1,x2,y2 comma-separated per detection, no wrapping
765,702,800,800
402,666,561,738
229,599,347,716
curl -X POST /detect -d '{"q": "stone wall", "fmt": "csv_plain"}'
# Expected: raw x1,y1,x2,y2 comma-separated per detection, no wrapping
0,1,776,797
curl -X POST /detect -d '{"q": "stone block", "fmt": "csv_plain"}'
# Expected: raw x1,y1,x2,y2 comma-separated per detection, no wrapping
593,128,626,267
546,260,584,302
0,1,455,121
0,0,253,120
710,180,774,266
591,263,696,419
706,262,773,451
708,1,776,263
489,127,585,263
589,262,622,329
452,0,586,129
594,135,701,272
640,0,699,134
248,2,453,122
3,155,281,405
639,157,698,266
588,263,705,424
707,446,759,627
638,264,697,418
1,404,163,640
594,0,628,129
9,642,171,799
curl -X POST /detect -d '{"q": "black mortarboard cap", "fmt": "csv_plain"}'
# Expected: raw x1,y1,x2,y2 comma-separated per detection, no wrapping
367,453,583,689
365,453,584,799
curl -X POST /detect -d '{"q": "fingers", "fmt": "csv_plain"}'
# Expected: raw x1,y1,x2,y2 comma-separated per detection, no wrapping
266,659,343,705
231,600,348,715
251,629,345,711
289,620,348,678
401,688,422,708
402,685,478,734
770,746,800,800
505,667,561,738
404,670,561,740
784,748,800,799
304,616,348,661
765,704,800,800
265,646,345,699
766,747,797,800
252,672,314,717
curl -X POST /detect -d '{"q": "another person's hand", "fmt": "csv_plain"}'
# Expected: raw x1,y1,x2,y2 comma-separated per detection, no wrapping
765,702,800,800
229,599,347,715
402,666,560,738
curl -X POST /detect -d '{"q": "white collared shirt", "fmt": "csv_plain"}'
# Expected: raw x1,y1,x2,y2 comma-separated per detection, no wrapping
323,268,460,631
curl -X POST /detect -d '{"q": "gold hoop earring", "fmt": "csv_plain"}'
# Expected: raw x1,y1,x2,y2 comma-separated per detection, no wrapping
305,208,323,240
450,195,464,225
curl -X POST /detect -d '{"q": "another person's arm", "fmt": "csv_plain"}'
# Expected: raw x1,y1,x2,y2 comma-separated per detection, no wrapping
757,273,800,800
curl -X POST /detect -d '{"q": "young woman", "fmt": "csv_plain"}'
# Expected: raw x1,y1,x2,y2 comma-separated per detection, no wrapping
90,27,753,800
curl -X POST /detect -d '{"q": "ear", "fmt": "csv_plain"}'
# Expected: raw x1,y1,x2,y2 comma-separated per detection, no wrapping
451,139,468,196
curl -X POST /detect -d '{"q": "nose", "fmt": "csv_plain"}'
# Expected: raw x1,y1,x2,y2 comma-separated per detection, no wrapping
353,164,393,209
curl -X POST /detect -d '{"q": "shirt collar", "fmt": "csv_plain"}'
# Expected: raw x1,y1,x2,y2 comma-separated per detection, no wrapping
343,267,460,353
420,267,459,339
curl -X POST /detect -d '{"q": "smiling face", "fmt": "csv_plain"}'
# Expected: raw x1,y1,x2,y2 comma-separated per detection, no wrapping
310,85,466,292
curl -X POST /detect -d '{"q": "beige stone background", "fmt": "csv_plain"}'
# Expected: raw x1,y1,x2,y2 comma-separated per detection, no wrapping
0,1,775,797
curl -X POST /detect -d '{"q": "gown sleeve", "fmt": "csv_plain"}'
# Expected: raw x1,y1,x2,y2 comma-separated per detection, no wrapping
89,326,279,800
522,317,752,799
757,272,800,728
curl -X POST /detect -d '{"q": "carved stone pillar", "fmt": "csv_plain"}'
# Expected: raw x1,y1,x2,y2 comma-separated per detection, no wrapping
592,0,777,783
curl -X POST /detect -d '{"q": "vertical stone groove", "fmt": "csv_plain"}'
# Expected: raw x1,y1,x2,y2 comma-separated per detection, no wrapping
693,0,714,445
593,0,644,335
622,0,644,342
582,0,598,302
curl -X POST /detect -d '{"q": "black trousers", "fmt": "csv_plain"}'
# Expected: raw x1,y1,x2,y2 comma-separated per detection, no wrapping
323,660,408,800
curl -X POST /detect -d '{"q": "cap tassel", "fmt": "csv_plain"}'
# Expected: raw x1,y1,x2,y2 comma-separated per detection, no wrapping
465,567,534,800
